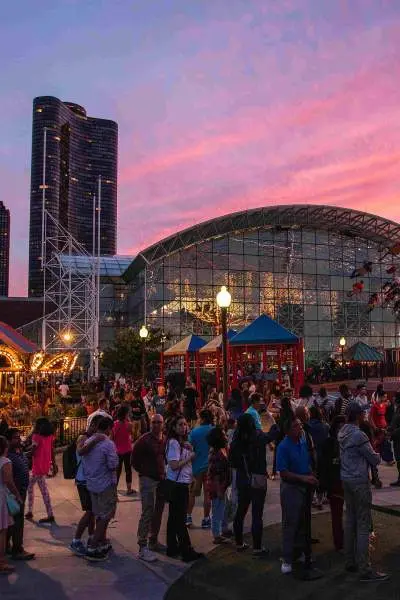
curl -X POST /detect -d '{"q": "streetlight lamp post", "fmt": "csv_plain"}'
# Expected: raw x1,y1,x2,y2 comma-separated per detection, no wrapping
339,336,346,368
139,325,149,384
216,286,232,408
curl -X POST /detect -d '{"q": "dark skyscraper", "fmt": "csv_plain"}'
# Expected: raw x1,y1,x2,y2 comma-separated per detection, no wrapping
28,96,118,297
0,202,10,297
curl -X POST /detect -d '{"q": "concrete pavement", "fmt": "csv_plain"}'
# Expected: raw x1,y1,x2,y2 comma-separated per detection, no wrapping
2,459,400,600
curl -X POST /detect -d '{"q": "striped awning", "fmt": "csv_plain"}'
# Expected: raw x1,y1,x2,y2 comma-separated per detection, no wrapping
0,321,38,354
164,334,206,356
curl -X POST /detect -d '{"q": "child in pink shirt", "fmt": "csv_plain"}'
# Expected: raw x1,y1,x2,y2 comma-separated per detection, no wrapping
26,418,57,523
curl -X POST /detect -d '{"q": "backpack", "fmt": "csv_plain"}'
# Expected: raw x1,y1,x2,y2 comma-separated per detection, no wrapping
62,440,79,479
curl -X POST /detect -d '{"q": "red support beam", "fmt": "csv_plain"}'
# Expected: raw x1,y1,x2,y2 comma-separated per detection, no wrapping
185,352,190,380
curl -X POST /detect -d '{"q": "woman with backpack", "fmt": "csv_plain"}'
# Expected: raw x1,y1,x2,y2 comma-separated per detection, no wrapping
25,418,57,523
111,406,134,495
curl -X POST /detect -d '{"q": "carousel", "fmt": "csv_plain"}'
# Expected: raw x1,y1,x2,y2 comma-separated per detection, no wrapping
0,321,78,397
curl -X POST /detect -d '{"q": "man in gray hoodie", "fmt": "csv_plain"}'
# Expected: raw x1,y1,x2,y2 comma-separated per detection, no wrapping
338,403,388,582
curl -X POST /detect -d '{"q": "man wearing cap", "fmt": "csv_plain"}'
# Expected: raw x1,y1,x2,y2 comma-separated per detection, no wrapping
338,403,388,583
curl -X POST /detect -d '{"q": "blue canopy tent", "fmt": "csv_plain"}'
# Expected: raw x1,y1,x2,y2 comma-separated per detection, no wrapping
229,314,304,395
199,330,237,391
162,334,207,394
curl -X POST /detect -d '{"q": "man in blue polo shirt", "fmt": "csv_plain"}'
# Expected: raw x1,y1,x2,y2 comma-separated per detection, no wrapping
276,418,318,575
245,393,262,430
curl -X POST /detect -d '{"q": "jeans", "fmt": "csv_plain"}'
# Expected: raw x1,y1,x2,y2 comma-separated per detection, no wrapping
280,481,307,564
167,482,192,556
7,493,26,554
343,481,372,574
329,481,344,551
233,485,266,550
117,452,132,486
137,476,165,548
211,497,226,537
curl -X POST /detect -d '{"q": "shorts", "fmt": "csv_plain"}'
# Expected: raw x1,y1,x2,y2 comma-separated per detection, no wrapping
190,471,207,497
90,485,118,521
77,483,92,512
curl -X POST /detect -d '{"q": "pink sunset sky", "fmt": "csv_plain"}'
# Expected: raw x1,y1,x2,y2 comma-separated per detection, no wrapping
1,1,400,296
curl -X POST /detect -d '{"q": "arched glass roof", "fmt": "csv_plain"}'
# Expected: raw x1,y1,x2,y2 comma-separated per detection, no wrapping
123,204,400,281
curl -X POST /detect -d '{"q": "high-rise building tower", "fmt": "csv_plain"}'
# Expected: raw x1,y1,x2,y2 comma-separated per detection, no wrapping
0,202,10,297
28,96,118,297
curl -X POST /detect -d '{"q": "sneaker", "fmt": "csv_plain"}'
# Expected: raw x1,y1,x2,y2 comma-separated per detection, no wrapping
11,550,35,561
148,540,167,553
281,562,292,574
69,540,87,557
295,553,315,565
213,536,230,545
38,516,55,524
360,571,390,583
85,547,109,562
201,517,211,529
236,543,250,553
99,539,113,553
185,514,193,527
138,547,157,563
221,529,233,538
390,480,400,487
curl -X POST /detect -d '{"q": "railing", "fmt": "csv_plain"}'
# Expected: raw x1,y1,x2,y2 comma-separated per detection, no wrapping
19,417,87,447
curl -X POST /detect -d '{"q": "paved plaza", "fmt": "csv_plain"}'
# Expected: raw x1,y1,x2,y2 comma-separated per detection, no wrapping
2,459,399,600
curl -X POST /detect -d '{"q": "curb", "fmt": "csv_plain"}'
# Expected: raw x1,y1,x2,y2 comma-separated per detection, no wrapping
372,503,400,517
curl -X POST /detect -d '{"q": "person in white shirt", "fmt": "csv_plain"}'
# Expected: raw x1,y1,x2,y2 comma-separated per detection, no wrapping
354,383,370,410
87,398,111,428
165,416,202,563
297,384,315,408
59,382,70,398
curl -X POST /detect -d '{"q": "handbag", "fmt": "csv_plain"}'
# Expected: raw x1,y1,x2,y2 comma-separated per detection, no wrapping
159,442,183,503
6,492,20,516
243,456,268,490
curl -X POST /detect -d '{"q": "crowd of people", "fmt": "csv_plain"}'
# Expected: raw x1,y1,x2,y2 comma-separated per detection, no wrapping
0,375,398,582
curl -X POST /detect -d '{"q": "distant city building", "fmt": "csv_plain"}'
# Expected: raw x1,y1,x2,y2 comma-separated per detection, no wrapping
0,202,10,296
28,96,118,297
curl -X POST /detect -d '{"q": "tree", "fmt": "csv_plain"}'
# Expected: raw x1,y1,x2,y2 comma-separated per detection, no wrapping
101,328,167,377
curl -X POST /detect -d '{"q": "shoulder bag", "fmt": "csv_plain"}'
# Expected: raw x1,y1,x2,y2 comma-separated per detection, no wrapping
6,491,20,516
243,455,268,490
159,441,183,503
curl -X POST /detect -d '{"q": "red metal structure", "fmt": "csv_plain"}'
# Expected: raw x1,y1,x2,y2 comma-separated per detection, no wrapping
228,315,305,396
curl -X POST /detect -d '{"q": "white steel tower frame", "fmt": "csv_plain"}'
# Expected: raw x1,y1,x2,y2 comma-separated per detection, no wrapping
40,128,101,377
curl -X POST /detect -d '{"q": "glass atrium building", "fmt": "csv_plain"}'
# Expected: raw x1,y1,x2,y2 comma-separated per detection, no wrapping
123,205,400,363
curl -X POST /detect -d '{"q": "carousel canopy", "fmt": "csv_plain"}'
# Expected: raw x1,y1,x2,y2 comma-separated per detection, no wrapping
0,321,38,354
164,334,206,356
199,329,238,354
229,314,299,346
344,341,383,363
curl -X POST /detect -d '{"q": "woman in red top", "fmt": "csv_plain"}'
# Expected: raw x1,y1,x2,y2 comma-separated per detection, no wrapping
111,406,135,495
370,392,394,465
26,418,57,523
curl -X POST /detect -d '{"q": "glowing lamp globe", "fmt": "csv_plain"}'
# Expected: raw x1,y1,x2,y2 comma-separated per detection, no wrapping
139,325,149,339
216,286,232,309
339,336,346,347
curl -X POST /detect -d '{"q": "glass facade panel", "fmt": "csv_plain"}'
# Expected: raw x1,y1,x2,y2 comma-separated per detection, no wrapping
126,223,400,360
